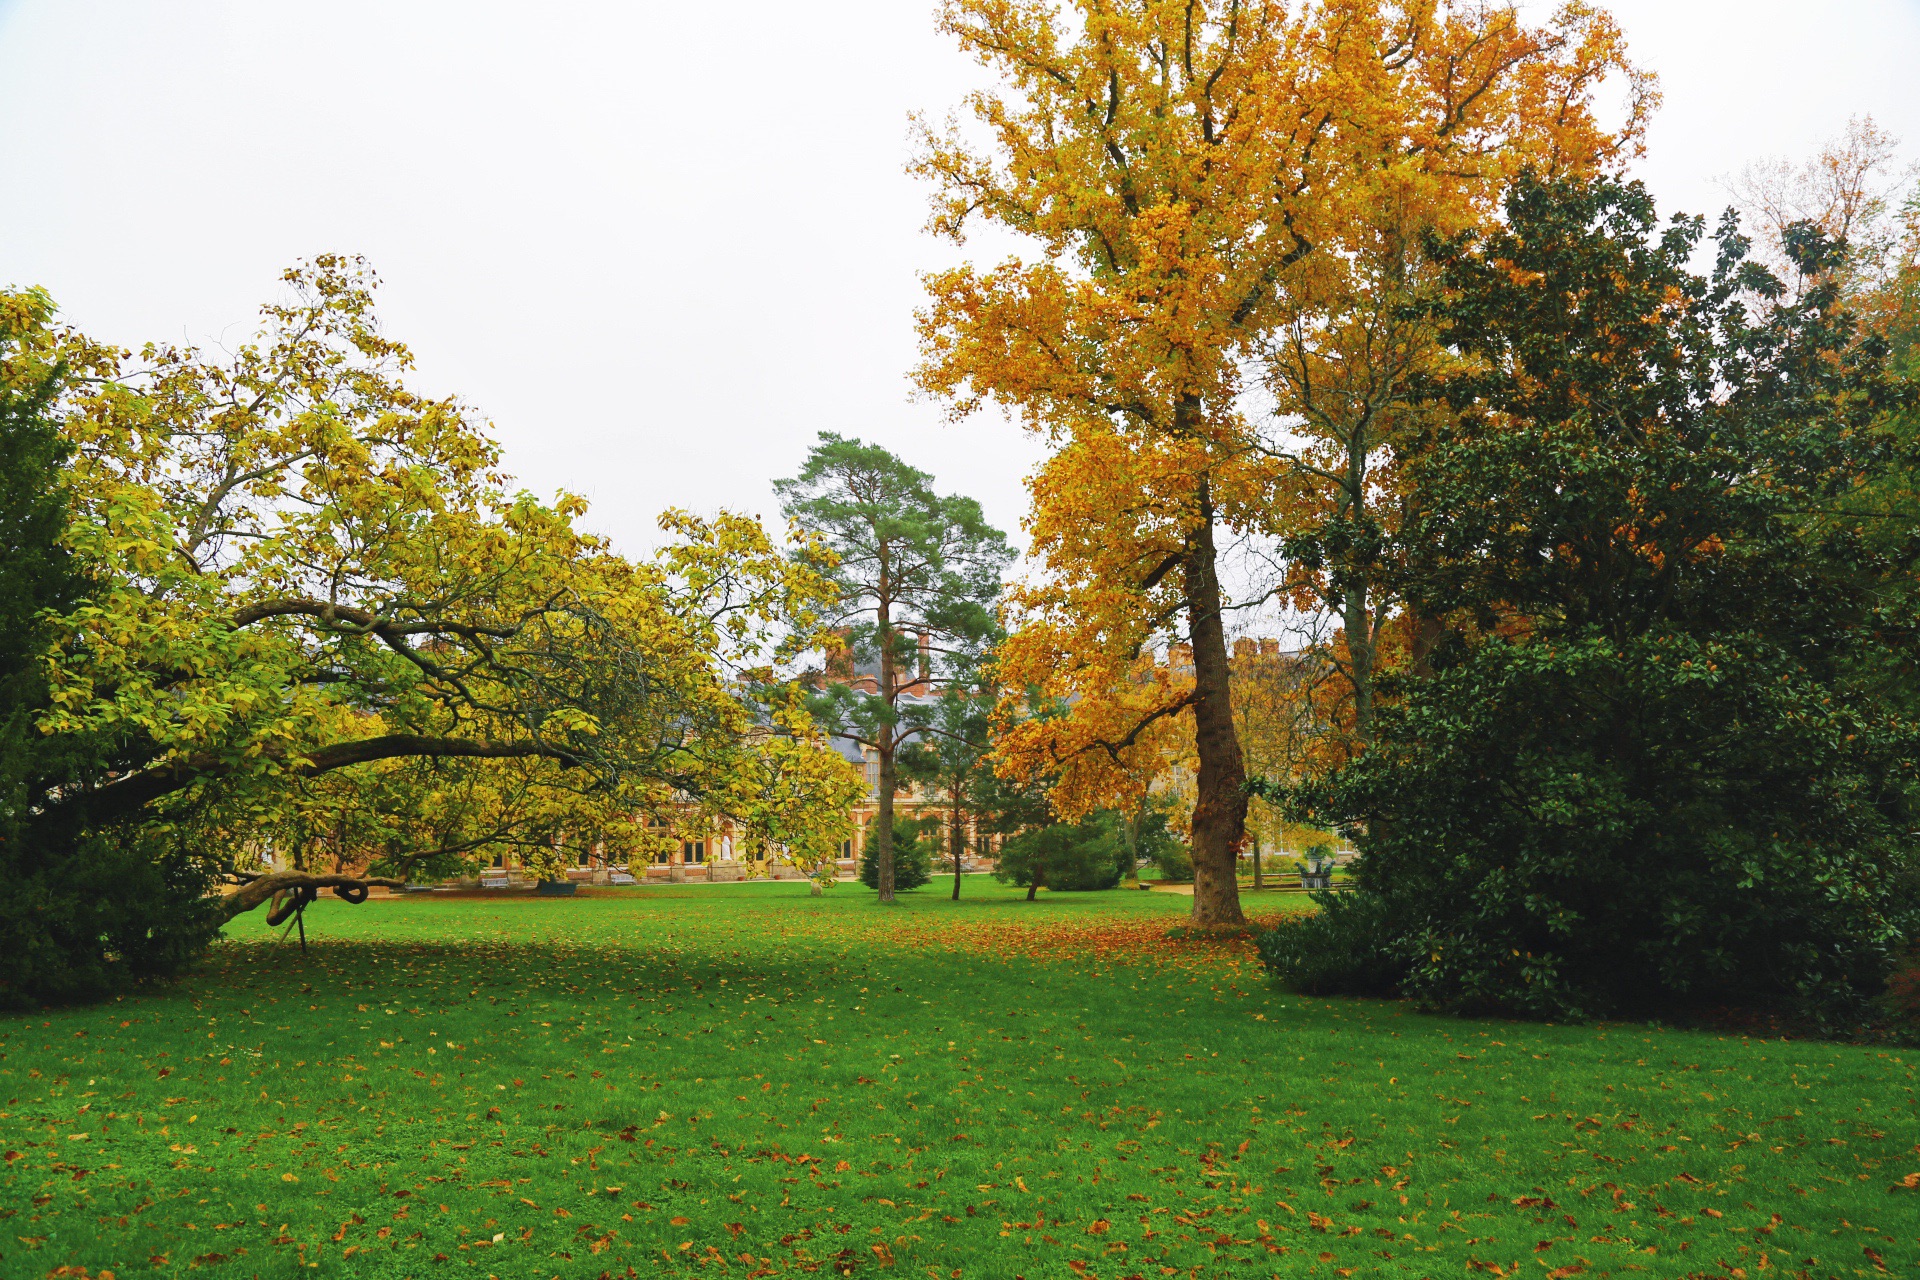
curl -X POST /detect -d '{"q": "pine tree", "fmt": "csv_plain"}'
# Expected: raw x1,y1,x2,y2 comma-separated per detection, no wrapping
777,434,1011,903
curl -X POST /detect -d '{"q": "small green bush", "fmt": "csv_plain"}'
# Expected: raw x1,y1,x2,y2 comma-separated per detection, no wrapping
1254,892,1408,998
1149,840,1193,883
0,825,221,1009
859,818,933,892
995,814,1126,896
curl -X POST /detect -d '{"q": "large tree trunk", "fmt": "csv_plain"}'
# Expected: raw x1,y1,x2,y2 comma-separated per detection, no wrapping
1408,609,1445,678
1183,483,1249,929
1342,582,1377,743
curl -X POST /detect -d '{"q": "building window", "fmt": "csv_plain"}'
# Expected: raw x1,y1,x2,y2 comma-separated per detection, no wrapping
840,839,853,859
683,839,706,864
653,846,673,865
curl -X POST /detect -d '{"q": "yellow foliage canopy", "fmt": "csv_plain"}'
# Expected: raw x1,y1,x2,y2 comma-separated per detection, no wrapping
915,1,1650,924
10,259,861,891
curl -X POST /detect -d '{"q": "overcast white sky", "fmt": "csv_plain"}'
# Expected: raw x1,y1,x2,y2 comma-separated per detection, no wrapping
2,1,1916,556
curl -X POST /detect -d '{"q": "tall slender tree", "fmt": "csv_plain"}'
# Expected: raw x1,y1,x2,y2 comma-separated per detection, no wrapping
900,647,998,900
777,434,1012,902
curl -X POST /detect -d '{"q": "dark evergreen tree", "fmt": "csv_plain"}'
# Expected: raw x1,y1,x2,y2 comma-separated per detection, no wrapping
859,818,933,892
898,625,1000,900
1267,175,1920,1025
0,295,219,1007
994,812,1128,898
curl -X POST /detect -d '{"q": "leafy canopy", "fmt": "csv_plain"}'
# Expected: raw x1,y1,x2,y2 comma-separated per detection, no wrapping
5,260,862,960
1273,175,1920,1024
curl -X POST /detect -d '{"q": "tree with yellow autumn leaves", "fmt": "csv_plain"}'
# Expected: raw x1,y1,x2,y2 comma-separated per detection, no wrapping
0,261,860,1004
915,0,1652,925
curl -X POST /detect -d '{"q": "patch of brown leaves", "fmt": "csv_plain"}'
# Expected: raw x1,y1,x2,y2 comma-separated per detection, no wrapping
943,917,1280,963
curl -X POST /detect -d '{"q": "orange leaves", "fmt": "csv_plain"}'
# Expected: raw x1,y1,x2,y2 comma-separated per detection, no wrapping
918,1,1653,833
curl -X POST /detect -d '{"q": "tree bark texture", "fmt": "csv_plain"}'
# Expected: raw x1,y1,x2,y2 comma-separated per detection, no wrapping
1342,582,1377,743
1182,486,1249,928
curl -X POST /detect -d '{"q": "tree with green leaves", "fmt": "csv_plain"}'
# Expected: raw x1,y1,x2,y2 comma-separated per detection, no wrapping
0,267,862,1005
858,817,934,892
899,624,1000,900
994,812,1128,899
1267,175,1920,1026
777,434,1012,902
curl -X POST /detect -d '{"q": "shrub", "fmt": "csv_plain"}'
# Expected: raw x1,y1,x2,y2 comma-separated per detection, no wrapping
1254,892,1407,998
860,819,933,892
1293,634,1920,1023
995,814,1126,896
1148,840,1193,883
0,826,221,1009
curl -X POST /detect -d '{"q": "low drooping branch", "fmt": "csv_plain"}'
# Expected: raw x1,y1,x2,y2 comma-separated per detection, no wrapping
47,735,586,830
229,597,519,641
292,735,580,775
217,871,408,923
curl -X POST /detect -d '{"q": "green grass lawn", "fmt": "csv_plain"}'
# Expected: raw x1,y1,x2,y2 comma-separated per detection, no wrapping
3,878,1915,1279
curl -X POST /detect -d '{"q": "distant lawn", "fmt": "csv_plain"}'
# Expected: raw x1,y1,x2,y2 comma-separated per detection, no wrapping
2,877,1915,1279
